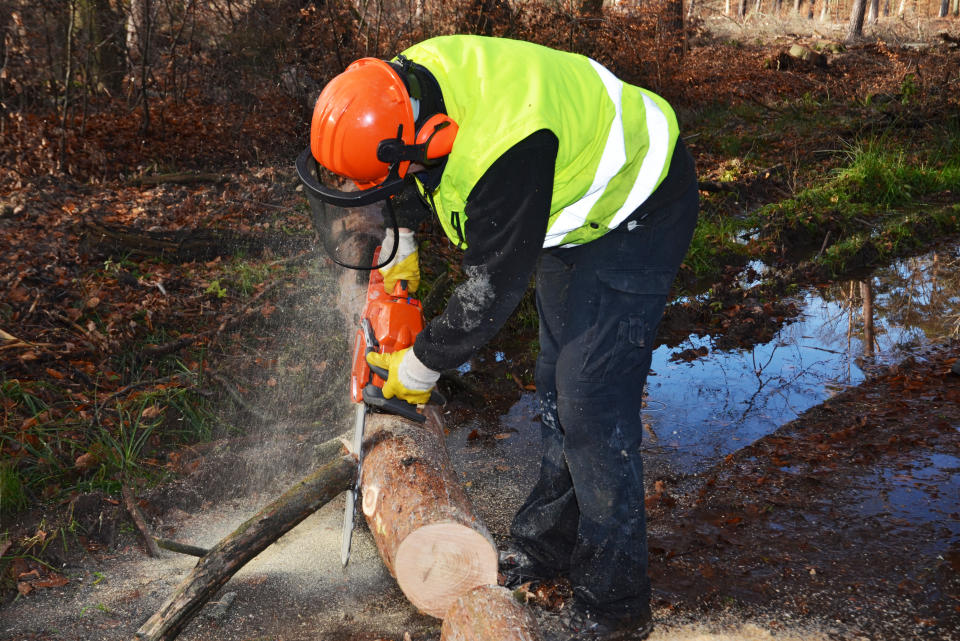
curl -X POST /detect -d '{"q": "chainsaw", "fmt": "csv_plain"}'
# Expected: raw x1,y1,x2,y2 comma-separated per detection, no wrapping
341,246,441,567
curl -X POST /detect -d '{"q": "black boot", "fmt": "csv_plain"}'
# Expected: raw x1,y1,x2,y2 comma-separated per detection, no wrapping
497,537,556,589
561,601,653,641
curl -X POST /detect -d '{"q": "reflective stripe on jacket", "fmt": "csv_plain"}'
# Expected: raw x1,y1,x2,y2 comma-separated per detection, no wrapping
400,35,680,248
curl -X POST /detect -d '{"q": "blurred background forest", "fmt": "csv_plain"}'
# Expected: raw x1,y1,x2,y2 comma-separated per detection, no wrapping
1,0,958,190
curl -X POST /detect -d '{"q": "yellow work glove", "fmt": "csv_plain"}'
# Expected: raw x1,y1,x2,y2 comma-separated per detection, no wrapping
366,347,437,405
379,230,420,293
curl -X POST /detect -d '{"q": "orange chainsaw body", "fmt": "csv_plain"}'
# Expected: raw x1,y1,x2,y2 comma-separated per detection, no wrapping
350,248,425,404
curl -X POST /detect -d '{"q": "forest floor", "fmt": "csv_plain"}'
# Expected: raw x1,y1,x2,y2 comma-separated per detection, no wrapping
2,13,960,641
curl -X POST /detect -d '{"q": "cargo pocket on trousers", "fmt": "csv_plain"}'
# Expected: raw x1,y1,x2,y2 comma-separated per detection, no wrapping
577,268,675,383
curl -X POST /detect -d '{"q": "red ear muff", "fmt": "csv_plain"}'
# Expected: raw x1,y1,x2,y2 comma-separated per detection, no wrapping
415,114,458,160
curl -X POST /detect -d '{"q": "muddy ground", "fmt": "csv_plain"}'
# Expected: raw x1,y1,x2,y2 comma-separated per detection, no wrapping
3,241,958,641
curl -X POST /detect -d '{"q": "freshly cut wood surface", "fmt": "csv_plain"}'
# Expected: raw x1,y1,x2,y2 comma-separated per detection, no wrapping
440,584,543,641
360,407,497,618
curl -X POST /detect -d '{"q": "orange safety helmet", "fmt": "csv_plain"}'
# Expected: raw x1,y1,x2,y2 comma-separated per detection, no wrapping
310,58,414,188
296,56,458,271
309,57,458,189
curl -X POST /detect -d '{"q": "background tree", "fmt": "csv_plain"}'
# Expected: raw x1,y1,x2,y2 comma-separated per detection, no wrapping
847,0,867,42
88,0,127,96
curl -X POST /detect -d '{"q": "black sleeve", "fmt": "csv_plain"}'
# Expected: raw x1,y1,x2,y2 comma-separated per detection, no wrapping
413,129,559,372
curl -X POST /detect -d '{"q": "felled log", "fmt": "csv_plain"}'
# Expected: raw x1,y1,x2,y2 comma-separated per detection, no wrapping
82,220,312,262
134,439,355,641
440,585,543,641
126,172,228,186
360,406,498,618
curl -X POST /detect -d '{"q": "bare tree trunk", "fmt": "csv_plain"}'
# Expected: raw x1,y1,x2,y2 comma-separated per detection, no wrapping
820,0,831,21
89,0,127,95
665,0,684,47
127,0,154,134
725,0,732,15
580,0,605,13
868,0,880,22
846,0,867,42
860,280,875,358
755,0,763,14
939,0,949,16
794,0,803,14
58,0,76,172
807,0,815,18
897,0,907,18
739,0,748,18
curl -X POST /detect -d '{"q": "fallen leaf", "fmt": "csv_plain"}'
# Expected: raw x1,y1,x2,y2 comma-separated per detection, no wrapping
75,452,97,470
32,574,69,589
140,405,162,419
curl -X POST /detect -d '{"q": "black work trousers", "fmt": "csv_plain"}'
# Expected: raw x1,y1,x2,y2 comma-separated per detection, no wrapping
510,164,698,618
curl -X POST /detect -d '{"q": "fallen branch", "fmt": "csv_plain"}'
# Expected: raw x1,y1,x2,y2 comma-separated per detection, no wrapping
82,220,311,263
126,173,228,186
135,443,355,641
154,538,209,558
123,486,161,558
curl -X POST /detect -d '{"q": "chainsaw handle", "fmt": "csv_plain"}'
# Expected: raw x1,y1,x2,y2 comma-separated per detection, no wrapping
363,385,426,423
368,361,447,407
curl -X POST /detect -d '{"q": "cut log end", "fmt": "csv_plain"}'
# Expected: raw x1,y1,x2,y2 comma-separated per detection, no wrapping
394,522,498,618
441,584,543,641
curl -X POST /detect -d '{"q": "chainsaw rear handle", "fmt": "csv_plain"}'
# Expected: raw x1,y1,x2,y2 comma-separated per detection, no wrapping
366,362,447,408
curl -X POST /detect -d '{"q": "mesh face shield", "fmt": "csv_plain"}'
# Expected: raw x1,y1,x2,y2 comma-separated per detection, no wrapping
296,147,409,270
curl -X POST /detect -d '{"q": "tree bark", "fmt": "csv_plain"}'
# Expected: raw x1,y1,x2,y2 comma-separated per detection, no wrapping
88,0,127,95
846,0,867,42
861,280,875,357
134,448,356,641
939,0,949,16
360,407,498,618
440,585,543,641
580,0,605,14
868,0,880,22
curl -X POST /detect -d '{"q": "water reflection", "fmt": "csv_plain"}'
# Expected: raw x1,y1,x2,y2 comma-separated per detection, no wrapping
644,245,960,473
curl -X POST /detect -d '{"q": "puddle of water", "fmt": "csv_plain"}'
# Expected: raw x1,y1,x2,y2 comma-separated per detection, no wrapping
642,245,960,473
848,452,960,545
